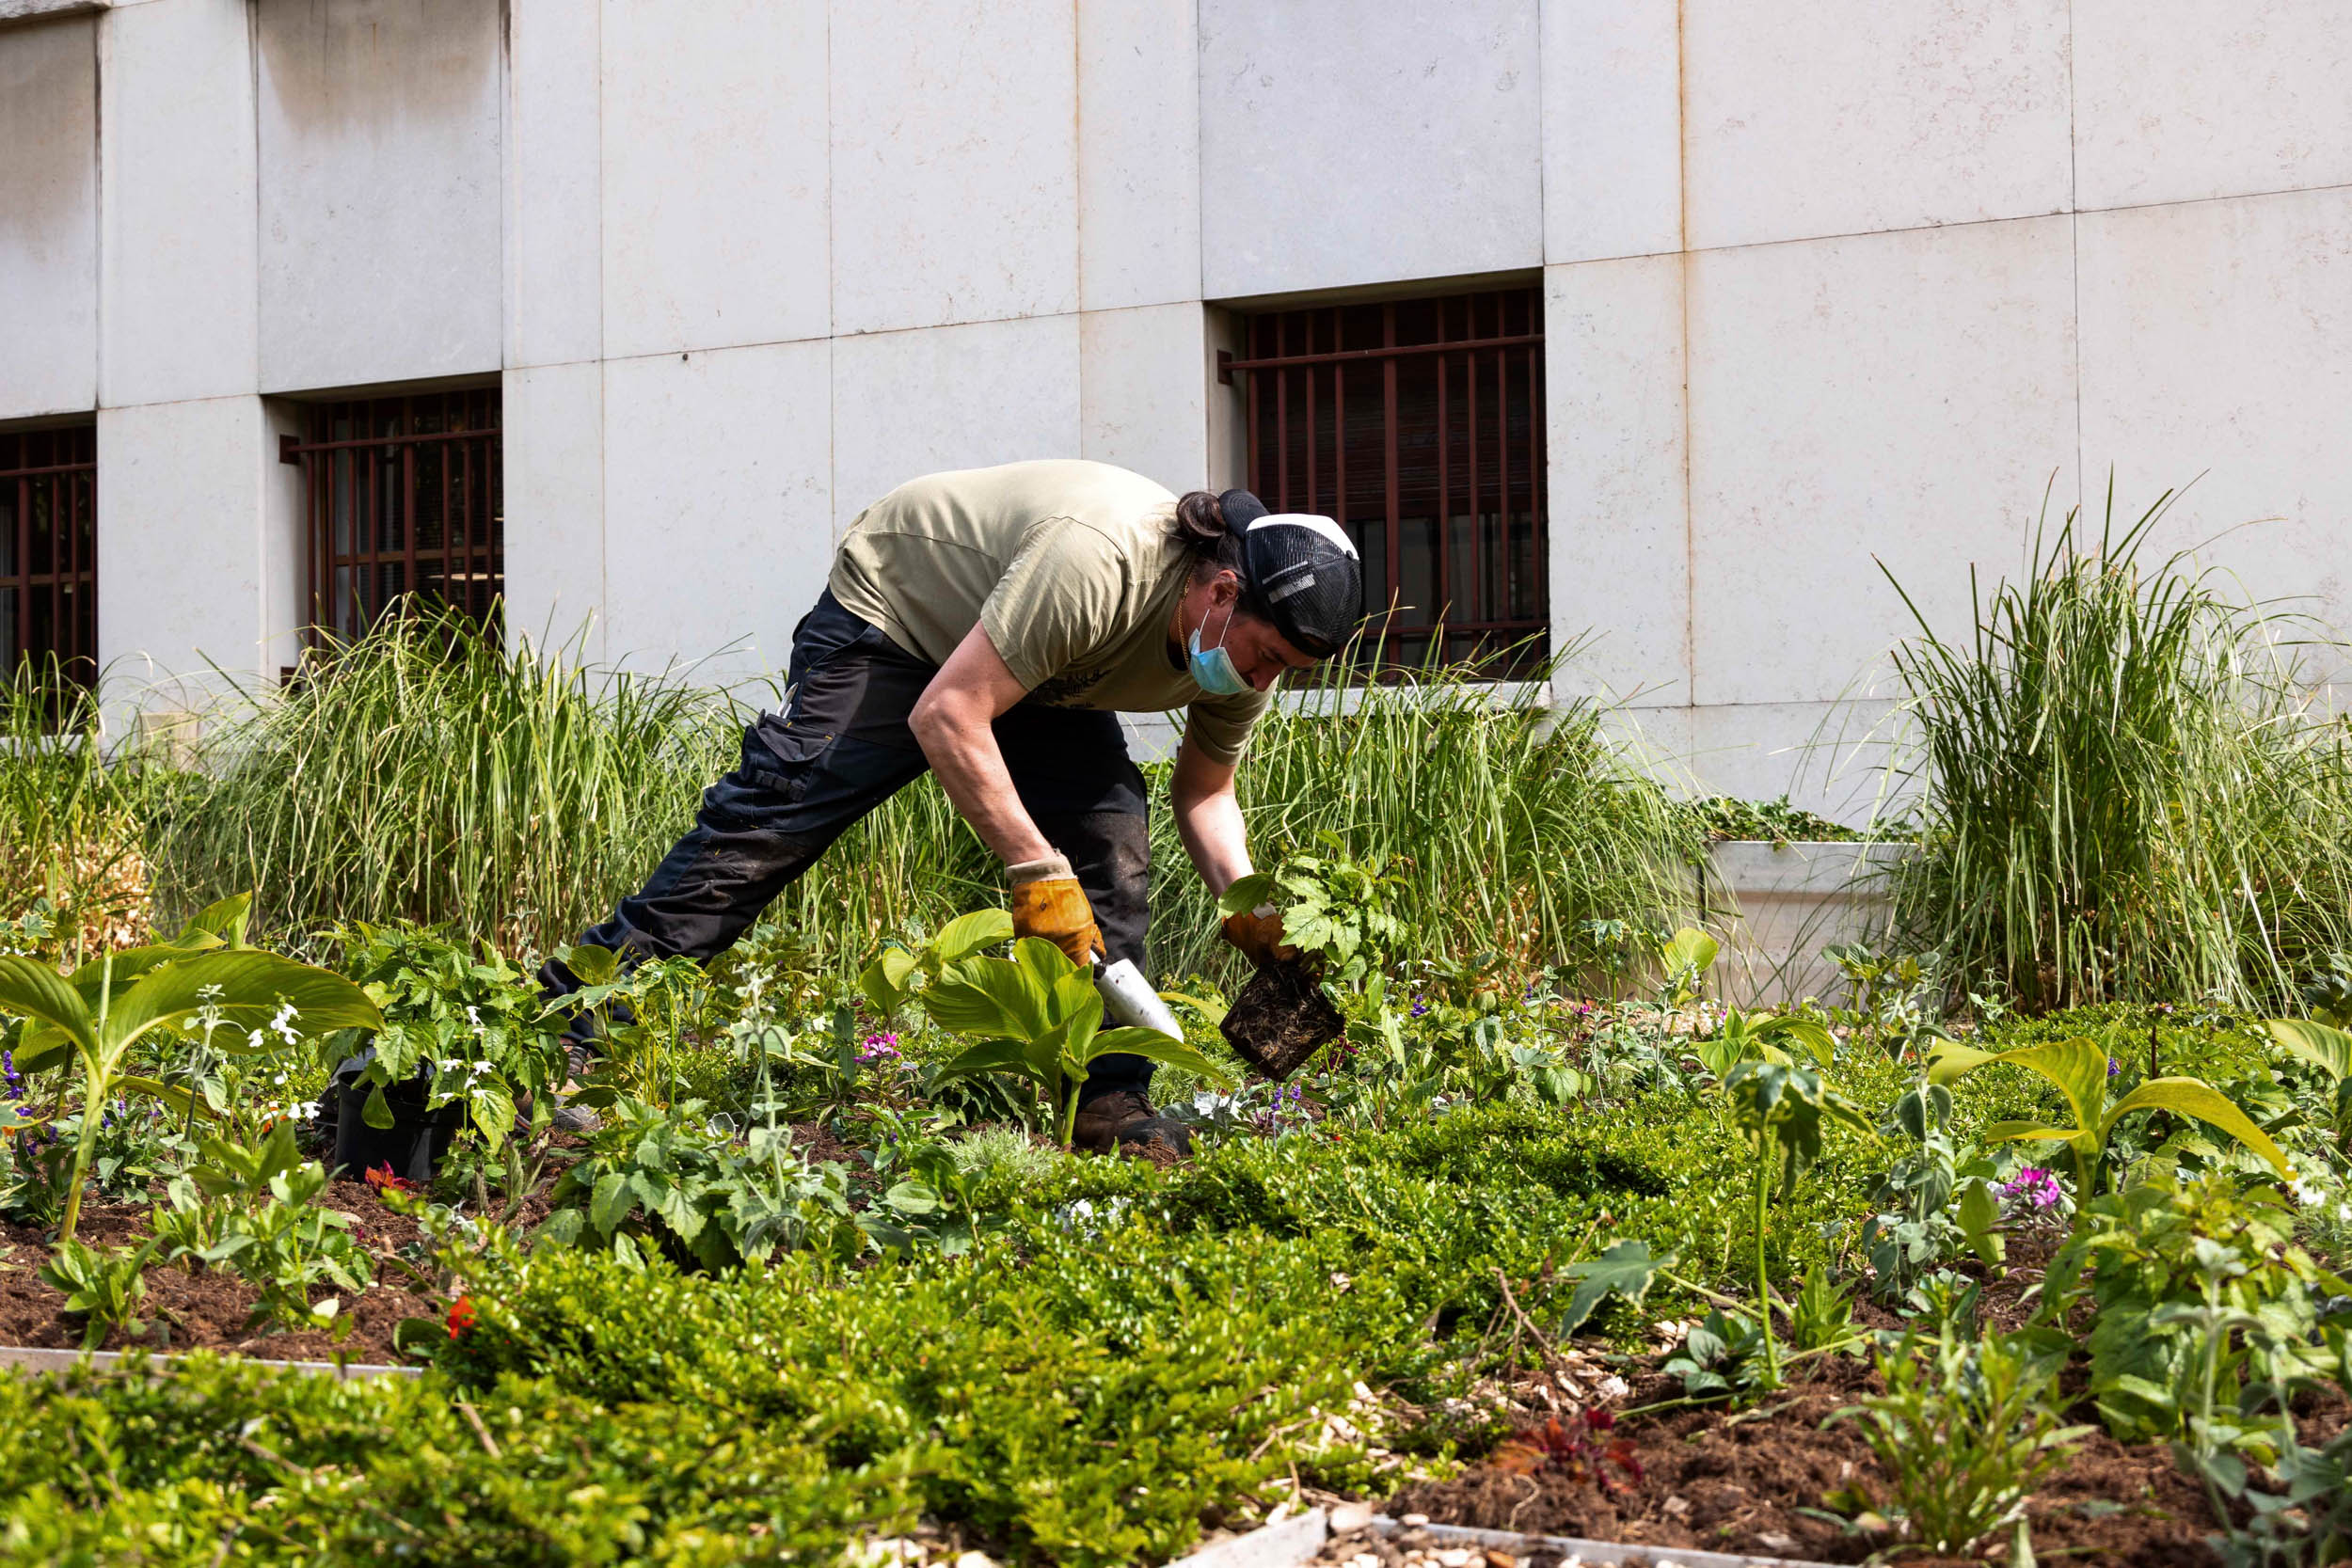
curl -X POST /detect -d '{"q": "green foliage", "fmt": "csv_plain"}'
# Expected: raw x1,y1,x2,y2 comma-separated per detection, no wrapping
857,909,1015,1020
1883,488,2352,1012
1663,1308,1771,1400
1985,1000,2278,1085
2191,1322,2352,1568
335,920,568,1149
1831,1323,2090,1557
2047,1173,2346,1446
1218,835,1407,987
1821,942,1946,1061
0,896,378,1241
38,1236,153,1351
1721,1059,1872,1385
153,1120,373,1332
1929,1027,2288,1196
536,1096,851,1270
1679,793,1861,845
1788,1261,1857,1354
924,937,1232,1146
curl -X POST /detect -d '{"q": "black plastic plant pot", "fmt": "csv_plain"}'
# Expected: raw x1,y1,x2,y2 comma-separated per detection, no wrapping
320,1052,464,1184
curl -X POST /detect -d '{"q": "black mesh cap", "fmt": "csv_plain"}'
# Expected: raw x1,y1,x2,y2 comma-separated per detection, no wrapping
1216,488,1362,657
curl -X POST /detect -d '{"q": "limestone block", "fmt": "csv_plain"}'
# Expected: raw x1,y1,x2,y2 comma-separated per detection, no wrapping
100,0,258,407
600,0,828,359
0,14,97,420
831,0,1076,334
1199,0,1541,298
256,0,502,392
1681,0,2072,250
1684,216,2078,707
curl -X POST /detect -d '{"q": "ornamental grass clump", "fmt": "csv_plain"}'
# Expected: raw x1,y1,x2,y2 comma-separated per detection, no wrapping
1881,485,2352,1013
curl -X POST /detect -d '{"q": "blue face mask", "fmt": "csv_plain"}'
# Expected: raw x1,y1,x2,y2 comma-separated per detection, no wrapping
1188,600,1250,696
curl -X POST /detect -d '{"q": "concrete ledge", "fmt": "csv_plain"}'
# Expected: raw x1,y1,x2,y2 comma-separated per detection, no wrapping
0,1344,421,1381
1705,839,1907,1006
0,0,109,24
1167,1508,1843,1568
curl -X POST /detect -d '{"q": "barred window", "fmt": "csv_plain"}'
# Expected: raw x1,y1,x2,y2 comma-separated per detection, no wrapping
1224,286,1547,672
278,389,503,644
0,423,98,689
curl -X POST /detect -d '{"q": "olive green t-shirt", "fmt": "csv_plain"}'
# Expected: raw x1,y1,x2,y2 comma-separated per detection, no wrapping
827,459,1270,766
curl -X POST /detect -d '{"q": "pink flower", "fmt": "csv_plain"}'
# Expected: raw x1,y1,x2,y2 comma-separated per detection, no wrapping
857,1032,903,1064
1999,1166,2064,1212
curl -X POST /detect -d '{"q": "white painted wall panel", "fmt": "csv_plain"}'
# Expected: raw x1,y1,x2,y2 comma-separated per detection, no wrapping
0,16,98,420
1078,0,1200,311
1540,0,1681,262
2077,188,2352,644
1080,303,1212,495
100,0,259,408
96,396,271,693
832,315,1082,532
2074,0,2352,212
602,340,833,681
502,360,607,659
1685,217,2078,707
831,0,1076,335
507,0,603,368
1681,0,2072,251
1543,255,1688,706
1199,0,1542,299
256,0,502,393
600,0,828,360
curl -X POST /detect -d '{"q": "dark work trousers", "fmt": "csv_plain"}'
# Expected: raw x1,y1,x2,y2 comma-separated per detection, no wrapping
541,589,1157,1102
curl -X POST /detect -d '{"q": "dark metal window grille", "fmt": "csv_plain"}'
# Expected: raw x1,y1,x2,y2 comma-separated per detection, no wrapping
278,389,503,644
1223,286,1547,672
0,424,99,690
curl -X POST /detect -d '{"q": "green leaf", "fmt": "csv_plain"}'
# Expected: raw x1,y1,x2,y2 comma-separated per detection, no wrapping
115,1075,205,1120
107,951,383,1053
362,1083,395,1130
1756,1015,1836,1068
1078,1026,1237,1085
178,894,255,949
2101,1077,2289,1177
1660,927,1720,979
932,910,1014,965
2264,1019,2351,1084
589,1170,631,1236
557,943,621,985
925,949,1055,1040
1559,1240,1672,1335
469,1084,516,1150
859,948,919,1017
1980,1117,2090,1152
0,957,96,1061
1216,873,1279,918
934,1038,1041,1084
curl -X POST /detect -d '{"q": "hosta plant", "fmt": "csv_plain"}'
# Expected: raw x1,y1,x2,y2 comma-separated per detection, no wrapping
1928,1026,2288,1196
857,910,1015,1020
0,895,380,1241
927,938,1233,1147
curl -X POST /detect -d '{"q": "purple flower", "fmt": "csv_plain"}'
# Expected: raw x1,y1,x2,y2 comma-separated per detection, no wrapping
1409,996,1429,1019
857,1031,902,1065
1999,1166,2064,1212
2107,1057,2121,1076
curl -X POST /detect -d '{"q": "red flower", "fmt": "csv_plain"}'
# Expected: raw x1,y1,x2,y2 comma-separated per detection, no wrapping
446,1295,477,1338
365,1163,419,1195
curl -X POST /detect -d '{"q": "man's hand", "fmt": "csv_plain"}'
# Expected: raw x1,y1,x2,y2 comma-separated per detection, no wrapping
1009,853,1104,966
1220,904,1296,968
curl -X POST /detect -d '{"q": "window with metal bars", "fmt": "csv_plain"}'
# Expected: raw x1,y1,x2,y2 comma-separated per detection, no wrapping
1222,285,1547,673
0,423,99,691
278,388,503,646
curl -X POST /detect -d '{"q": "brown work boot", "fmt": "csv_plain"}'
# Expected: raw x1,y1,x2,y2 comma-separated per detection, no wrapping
1070,1089,1193,1159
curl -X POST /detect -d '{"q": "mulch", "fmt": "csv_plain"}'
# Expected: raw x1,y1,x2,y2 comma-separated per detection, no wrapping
0,1178,453,1365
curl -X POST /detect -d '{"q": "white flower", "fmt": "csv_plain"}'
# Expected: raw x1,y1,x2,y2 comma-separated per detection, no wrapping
271,1072,288,1086
469,1060,492,1076
465,1006,484,1031
438,1058,463,1073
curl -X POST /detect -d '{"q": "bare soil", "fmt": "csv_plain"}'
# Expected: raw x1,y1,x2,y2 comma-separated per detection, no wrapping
0,1178,457,1364
1224,956,1343,1079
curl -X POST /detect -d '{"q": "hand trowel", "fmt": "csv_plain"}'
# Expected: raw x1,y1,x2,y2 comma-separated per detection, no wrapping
1093,956,1187,1040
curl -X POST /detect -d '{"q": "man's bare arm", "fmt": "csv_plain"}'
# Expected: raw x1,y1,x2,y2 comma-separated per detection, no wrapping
1169,735,1251,895
908,623,1057,866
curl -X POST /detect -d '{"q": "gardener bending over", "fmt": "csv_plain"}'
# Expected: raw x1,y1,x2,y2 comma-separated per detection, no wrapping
541,459,1362,1155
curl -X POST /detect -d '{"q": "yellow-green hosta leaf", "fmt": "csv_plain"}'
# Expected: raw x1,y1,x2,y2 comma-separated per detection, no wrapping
859,947,919,1017
931,910,1013,966
0,956,97,1059
1757,1015,1836,1068
1080,1026,1236,1086
2264,1019,2352,1083
1661,927,1720,978
1981,1118,2095,1154
1931,1035,2110,1141
926,952,1052,1040
105,951,382,1053
2102,1077,2289,1177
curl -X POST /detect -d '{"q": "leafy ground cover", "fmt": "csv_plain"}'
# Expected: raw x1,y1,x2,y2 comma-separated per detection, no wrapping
8,508,2352,1564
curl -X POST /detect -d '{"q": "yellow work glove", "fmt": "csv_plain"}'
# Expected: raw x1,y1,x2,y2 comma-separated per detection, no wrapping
1219,903,1298,968
1008,853,1104,967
